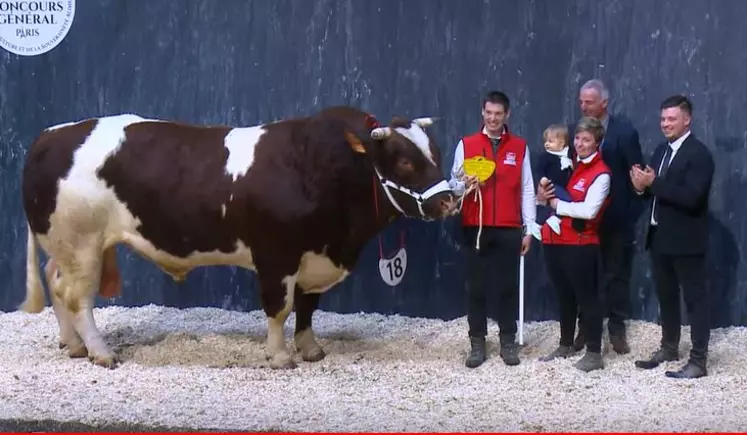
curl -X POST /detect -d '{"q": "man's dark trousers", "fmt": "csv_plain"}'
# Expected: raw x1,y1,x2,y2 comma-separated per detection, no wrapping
463,226,522,341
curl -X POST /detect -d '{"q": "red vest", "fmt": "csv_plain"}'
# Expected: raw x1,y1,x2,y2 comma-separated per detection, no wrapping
460,128,526,228
541,152,611,245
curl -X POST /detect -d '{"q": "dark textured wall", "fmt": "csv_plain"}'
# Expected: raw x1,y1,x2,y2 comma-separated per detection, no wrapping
1,0,745,326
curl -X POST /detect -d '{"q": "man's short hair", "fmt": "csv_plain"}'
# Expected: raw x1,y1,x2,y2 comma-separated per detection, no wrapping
580,79,610,101
482,91,510,111
660,94,693,115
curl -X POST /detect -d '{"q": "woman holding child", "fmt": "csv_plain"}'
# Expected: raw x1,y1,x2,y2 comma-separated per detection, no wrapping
536,116,611,373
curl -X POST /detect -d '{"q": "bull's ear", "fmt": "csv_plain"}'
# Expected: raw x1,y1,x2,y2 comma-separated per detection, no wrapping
345,132,366,154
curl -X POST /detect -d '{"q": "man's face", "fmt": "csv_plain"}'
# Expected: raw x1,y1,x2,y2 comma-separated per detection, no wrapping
579,88,608,119
660,107,690,141
481,102,508,134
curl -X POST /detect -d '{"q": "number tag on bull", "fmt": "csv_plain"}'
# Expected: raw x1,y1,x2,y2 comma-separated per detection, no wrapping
379,247,407,286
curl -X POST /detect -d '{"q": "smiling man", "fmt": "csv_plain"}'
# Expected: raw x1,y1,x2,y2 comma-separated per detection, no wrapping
449,90,536,368
630,94,714,379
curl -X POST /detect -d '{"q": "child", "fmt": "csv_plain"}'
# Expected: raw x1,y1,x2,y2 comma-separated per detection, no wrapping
534,124,574,238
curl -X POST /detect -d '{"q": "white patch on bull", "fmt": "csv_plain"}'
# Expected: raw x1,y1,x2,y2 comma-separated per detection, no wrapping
223,126,266,182
221,203,227,218
266,273,297,369
45,120,82,131
296,249,350,294
394,123,436,165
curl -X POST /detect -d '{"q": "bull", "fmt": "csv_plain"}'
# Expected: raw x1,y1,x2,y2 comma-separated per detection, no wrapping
19,106,457,369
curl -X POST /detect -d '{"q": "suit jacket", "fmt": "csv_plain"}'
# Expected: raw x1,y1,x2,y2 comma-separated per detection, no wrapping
640,134,714,256
570,114,644,240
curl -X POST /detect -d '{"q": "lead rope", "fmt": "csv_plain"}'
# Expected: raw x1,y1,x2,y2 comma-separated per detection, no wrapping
454,175,483,252
372,176,405,258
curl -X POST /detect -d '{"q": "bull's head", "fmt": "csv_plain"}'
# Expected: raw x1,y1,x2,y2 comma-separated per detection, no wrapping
347,116,458,220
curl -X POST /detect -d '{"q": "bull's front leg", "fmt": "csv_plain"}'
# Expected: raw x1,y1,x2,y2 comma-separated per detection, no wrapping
259,273,297,369
294,287,325,362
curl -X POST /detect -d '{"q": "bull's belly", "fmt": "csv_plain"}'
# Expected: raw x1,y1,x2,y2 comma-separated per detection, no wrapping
121,232,255,280
296,251,350,294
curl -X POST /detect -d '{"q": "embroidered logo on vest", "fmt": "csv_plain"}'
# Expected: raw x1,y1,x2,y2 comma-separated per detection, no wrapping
503,152,517,166
572,178,587,192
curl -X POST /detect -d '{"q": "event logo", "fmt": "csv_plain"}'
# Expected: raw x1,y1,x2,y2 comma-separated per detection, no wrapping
0,0,75,56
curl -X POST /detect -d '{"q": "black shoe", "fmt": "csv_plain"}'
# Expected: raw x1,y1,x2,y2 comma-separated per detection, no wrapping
665,361,707,379
465,336,486,368
634,348,679,369
499,334,520,366
539,345,574,362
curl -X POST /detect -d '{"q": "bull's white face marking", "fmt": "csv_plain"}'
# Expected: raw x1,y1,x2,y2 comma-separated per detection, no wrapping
296,249,350,294
223,126,266,182
394,123,435,165
221,204,227,218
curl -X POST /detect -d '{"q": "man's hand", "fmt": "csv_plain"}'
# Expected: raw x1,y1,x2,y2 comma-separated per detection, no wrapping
630,165,655,191
520,234,532,256
461,174,480,192
548,198,559,209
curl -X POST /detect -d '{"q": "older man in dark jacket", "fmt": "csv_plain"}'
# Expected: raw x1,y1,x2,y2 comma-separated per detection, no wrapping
570,79,644,354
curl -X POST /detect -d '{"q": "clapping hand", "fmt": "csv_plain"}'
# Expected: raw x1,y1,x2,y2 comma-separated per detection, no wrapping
630,164,655,191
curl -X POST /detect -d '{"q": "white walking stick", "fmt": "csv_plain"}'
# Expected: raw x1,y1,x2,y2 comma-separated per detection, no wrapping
519,254,525,345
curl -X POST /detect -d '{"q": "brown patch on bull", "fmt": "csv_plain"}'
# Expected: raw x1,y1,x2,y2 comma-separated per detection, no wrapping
97,122,236,258
22,119,98,235
99,246,121,299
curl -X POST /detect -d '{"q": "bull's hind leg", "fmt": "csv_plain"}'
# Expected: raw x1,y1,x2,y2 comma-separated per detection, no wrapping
294,288,325,362
59,244,118,368
44,259,87,357
260,273,298,369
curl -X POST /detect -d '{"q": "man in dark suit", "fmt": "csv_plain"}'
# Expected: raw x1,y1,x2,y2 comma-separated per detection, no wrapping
630,94,714,379
570,79,644,354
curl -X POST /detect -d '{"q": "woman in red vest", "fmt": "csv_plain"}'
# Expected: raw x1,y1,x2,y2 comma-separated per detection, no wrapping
536,116,612,372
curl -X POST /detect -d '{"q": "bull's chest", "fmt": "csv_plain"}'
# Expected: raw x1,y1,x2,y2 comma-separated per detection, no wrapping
296,250,350,294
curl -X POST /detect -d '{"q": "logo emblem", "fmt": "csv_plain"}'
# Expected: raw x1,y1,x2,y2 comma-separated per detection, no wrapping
503,151,517,166
573,178,587,192
0,0,76,56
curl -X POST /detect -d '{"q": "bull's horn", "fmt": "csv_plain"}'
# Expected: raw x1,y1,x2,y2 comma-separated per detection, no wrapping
371,127,392,139
412,117,438,127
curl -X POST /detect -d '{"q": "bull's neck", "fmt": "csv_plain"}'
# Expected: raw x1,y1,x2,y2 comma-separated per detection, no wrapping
356,173,401,242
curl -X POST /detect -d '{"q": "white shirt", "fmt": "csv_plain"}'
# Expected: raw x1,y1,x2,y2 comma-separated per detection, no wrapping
648,130,691,225
554,152,611,220
448,126,536,235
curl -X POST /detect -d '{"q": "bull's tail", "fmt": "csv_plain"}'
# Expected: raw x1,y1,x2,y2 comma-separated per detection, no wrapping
19,222,46,313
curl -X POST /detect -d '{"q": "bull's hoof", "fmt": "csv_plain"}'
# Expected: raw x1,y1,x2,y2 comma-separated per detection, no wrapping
58,341,67,349
268,352,297,370
301,347,326,363
68,344,89,359
89,353,119,369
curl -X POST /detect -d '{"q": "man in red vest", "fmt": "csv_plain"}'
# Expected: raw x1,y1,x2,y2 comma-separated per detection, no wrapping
449,91,536,368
